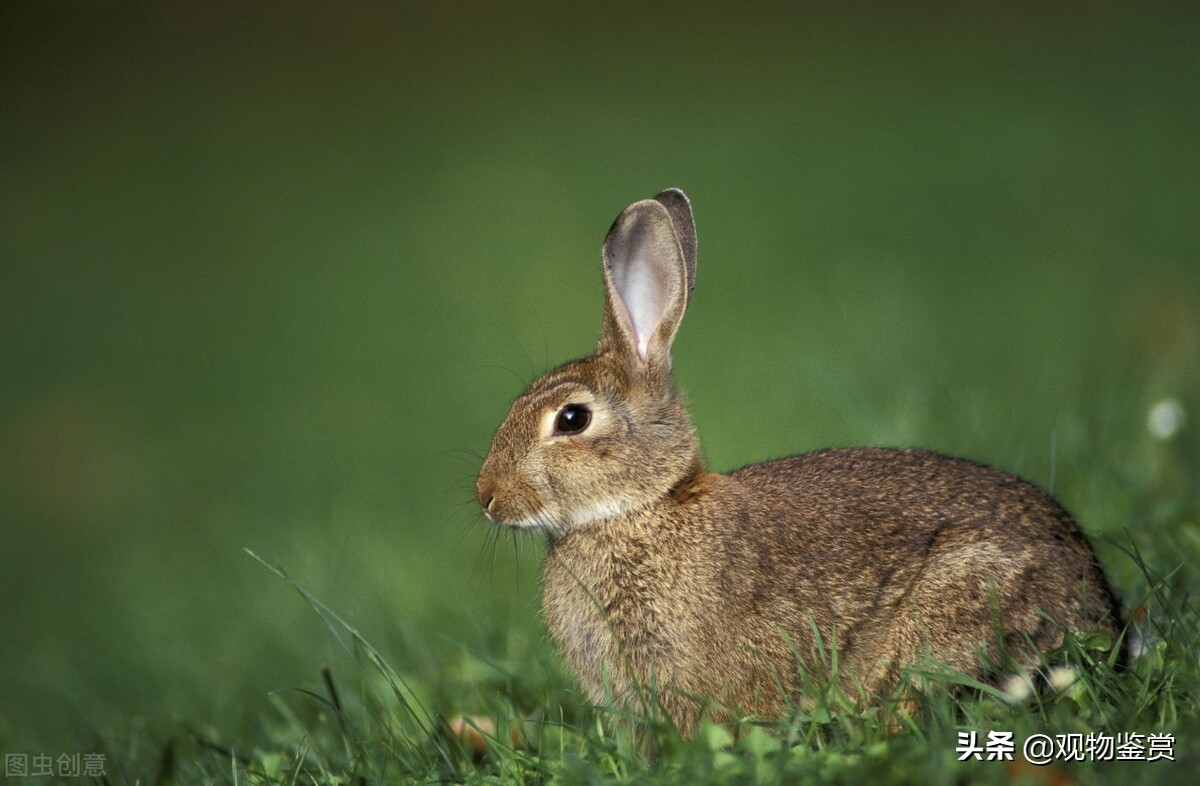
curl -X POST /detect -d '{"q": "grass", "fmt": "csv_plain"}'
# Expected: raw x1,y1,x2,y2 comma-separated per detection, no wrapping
2,1,1199,783
105,532,1200,785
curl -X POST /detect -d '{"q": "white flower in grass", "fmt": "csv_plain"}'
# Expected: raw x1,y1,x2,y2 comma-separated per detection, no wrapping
1002,672,1034,703
1147,398,1185,441
1127,629,1148,660
1047,665,1078,692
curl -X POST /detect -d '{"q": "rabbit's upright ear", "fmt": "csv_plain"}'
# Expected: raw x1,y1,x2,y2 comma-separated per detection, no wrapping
653,188,697,305
600,195,690,369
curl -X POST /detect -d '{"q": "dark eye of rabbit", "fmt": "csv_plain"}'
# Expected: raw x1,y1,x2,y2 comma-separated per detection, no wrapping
554,404,591,435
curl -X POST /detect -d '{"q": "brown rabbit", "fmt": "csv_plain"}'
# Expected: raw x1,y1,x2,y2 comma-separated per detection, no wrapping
475,189,1120,736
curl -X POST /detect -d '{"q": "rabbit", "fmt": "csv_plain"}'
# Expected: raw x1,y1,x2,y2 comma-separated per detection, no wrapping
475,188,1121,737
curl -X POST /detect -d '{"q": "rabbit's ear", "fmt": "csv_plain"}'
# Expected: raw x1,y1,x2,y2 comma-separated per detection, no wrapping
653,189,697,305
600,197,689,367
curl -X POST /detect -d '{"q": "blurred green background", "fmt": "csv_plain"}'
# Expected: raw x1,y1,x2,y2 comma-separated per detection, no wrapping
2,0,1197,754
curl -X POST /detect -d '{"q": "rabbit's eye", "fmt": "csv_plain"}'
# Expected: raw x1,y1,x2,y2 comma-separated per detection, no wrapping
554,404,592,435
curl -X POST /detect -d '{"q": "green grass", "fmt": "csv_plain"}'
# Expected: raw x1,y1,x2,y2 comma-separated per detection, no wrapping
2,1,1198,783
102,539,1200,785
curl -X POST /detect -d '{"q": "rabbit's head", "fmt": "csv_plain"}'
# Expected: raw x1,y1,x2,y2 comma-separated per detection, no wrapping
476,190,702,535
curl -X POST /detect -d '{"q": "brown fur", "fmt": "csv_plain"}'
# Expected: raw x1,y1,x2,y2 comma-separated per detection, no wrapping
476,190,1120,737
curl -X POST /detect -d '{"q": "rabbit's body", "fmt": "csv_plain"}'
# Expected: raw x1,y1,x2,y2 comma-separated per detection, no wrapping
543,447,1117,732
477,190,1120,736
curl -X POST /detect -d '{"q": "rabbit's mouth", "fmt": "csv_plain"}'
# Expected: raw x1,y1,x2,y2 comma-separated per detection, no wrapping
477,477,549,530
485,503,566,537
480,484,633,536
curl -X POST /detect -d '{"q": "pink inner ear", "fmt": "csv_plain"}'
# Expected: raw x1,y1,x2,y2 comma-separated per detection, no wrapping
604,200,684,363
621,250,664,360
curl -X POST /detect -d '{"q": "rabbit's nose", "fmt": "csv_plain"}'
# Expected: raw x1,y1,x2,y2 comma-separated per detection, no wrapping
476,477,497,520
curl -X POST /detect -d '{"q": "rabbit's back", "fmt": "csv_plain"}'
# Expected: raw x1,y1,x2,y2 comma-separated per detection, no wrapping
733,447,1103,567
